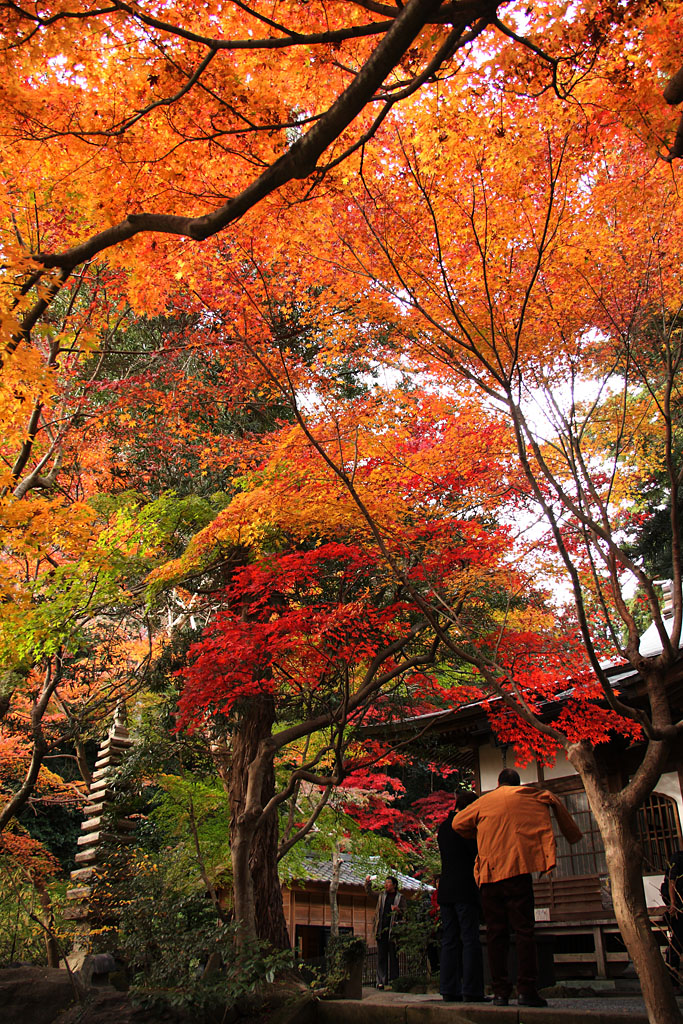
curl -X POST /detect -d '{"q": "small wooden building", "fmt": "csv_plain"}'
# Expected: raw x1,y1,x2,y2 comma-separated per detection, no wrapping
281,858,427,958
378,615,683,979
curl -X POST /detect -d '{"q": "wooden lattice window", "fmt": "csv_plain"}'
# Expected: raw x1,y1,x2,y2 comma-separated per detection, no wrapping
637,792,682,875
553,790,607,878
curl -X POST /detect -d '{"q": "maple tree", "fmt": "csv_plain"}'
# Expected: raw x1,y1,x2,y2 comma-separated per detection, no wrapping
151,381,533,945
0,827,63,966
0,485,238,842
176,540,444,946
156,371,640,955
1,4,683,1014
1,0,682,404
267,23,683,1021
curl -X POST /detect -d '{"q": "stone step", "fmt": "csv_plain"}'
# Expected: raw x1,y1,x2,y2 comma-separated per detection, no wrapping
85,792,114,807
65,885,92,900
99,734,132,748
74,848,98,865
78,831,102,846
108,730,132,745
86,787,110,801
62,904,90,922
81,817,136,837
70,866,95,883
82,799,103,812
83,802,106,815
88,780,113,798
77,829,136,847
93,757,125,772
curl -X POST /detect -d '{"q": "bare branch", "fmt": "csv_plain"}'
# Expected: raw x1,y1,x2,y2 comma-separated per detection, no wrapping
25,0,439,274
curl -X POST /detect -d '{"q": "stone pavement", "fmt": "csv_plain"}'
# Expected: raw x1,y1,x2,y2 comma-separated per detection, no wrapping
309,985,683,1024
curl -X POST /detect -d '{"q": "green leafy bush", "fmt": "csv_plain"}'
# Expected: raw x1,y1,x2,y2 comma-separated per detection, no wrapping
390,974,428,993
393,893,433,977
88,837,292,1022
323,934,366,996
0,880,51,965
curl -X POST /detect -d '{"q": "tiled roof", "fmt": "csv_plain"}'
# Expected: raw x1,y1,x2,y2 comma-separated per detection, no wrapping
287,855,430,892
638,616,675,658
367,616,678,736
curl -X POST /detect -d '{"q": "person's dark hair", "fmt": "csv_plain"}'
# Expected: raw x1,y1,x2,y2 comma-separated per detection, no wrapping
498,768,521,787
455,790,478,811
386,875,399,890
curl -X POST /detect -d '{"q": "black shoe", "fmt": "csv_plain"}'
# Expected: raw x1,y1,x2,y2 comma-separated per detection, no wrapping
518,993,548,1007
492,995,509,1006
442,995,462,1002
463,996,491,1003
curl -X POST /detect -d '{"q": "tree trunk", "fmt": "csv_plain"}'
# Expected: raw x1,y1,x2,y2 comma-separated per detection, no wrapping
0,659,61,832
231,819,259,944
229,696,289,949
330,842,342,938
569,742,682,1024
34,877,60,968
208,733,231,793
75,740,92,789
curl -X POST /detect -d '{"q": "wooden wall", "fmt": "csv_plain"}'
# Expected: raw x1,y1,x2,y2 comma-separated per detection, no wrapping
282,881,377,947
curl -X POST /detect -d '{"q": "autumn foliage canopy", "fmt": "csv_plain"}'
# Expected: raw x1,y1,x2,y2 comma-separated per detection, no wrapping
2,9,683,1004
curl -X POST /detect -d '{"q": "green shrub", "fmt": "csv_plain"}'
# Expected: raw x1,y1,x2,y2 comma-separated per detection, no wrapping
88,840,293,1022
393,893,433,976
390,975,428,993
323,934,366,997
0,882,49,965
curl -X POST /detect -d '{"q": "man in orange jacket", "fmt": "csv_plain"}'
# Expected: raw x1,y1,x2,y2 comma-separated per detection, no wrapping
451,768,583,1008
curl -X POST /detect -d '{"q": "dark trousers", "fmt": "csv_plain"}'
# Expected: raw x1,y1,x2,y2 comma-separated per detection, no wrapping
480,873,537,999
440,902,484,1000
376,934,398,986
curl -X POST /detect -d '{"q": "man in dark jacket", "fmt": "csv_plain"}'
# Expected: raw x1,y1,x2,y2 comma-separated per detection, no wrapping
437,790,486,1003
365,875,403,988
451,768,582,1008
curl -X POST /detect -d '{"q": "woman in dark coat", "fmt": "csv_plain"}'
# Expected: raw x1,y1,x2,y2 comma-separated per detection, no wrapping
437,791,486,1003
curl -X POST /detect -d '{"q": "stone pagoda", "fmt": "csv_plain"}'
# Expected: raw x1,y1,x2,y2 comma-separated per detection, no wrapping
63,704,135,964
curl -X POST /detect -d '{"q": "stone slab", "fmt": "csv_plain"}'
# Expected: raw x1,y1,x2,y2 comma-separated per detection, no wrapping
87,781,111,797
311,990,671,1024
83,801,106,814
77,831,100,846
65,885,91,899
0,966,76,1024
62,905,90,922
315,1002,407,1024
69,866,95,883
74,848,98,864
406,1004,518,1024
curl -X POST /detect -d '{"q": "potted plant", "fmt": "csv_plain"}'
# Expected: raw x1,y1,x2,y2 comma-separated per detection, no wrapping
325,935,367,1000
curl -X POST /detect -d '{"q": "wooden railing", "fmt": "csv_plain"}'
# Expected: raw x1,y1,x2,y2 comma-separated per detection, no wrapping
534,873,606,921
